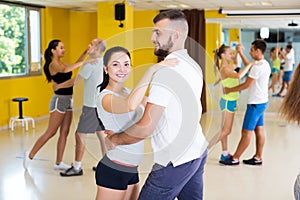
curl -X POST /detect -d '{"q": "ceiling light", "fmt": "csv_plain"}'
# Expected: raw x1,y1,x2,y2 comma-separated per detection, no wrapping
179,4,190,8
165,4,178,9
260,2,272,6
128,0,135,7
244,1,272,7
219,8,300,16
260,27,269,39
244,2,259,7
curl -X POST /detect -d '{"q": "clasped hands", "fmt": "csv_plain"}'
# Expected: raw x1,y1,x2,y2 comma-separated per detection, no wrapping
104,130,117,151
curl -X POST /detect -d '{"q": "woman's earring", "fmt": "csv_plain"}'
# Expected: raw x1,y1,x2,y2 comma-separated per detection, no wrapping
104,67,108,74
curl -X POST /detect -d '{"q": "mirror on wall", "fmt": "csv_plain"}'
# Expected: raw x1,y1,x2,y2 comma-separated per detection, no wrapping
207,16,299,113
222,28,300,66
207,16,300,67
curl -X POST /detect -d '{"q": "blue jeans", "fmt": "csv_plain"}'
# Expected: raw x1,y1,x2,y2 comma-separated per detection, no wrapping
138,149,208,200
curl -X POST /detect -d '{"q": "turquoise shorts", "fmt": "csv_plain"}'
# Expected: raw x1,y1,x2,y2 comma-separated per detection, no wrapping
219,98,237,113
272,68,279,74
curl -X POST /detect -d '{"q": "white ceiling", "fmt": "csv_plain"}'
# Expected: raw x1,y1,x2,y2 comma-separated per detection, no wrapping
207,15,300,29
7,0,300,29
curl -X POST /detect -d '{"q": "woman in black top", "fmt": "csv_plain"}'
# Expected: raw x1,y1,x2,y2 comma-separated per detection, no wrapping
23,39,93,170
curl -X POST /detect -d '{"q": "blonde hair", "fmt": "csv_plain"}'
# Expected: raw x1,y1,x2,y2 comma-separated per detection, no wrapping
280,62,300,124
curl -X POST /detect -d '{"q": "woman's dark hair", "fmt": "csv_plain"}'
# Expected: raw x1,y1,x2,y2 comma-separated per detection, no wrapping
270,47,276,54
270,47,277,59
97,46,131,92
43,39,61,82
214,44,230,76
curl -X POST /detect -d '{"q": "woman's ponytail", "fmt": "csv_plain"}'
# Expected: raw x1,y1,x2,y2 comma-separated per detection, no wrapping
43,39,60,82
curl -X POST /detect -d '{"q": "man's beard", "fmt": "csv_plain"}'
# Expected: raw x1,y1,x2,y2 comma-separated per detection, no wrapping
154,37,173,57
154,48,169,57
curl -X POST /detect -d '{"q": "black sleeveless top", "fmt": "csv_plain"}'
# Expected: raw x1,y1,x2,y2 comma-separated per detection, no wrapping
51,71,73,95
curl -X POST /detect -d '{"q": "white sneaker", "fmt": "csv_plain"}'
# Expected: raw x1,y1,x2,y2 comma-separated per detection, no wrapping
54,162,71,170
23,150,31,170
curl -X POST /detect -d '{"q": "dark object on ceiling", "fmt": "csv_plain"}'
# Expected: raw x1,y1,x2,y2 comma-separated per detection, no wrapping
288,21,298,27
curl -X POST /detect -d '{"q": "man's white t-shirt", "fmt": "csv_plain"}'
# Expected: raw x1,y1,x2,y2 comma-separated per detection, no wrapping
284,51,295,71
79,57,103,107
247,59,271,104
147,49,208,167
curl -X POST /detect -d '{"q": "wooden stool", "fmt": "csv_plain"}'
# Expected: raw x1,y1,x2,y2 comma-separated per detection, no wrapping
9,97,35,131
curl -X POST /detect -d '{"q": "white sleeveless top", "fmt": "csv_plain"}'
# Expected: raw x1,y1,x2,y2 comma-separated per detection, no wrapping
97,88,144,166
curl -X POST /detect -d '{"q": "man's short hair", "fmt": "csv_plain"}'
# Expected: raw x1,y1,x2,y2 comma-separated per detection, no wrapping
153,10,187,23
252,39,267,54
286,44,292,50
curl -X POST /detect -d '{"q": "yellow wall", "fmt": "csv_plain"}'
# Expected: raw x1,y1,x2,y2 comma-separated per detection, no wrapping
205,23,222,111
0,5,160,128
97,3,158,88
205,23,222,85
69,11,97,65
97,2,134,48
0,7,97,127
229,28,241,44
0,75,51,127
205,10,226,18
2,7,226,127
204,10,225,85
97,2,135,88
132,10,159,86
69,10,97,108
133,10,159,67
43,8,71,62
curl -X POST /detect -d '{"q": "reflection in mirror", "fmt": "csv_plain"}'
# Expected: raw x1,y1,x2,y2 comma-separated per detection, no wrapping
206,15,299,114
222,28,299,67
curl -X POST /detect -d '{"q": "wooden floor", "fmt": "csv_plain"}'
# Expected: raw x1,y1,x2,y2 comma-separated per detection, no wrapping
0,87,299,200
